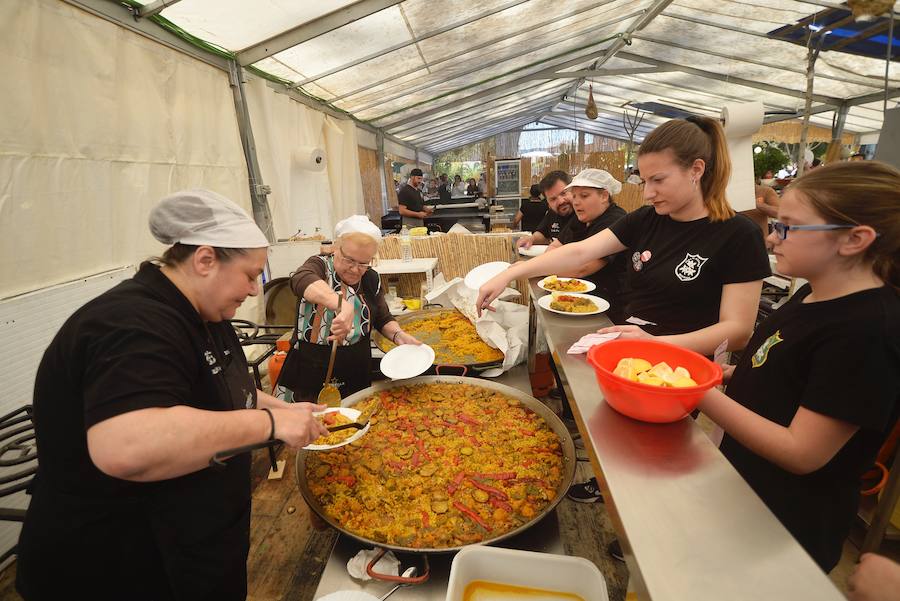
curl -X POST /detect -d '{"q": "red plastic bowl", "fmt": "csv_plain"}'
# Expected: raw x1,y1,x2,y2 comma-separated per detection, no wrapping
586,340,723,423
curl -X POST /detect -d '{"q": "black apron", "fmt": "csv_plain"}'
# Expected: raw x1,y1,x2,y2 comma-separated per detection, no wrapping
150,326,255,600
278,284,374,400
17,326,255,601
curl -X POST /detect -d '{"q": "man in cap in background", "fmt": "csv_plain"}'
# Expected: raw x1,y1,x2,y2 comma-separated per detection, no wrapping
397,167,433,228
16,189,327,600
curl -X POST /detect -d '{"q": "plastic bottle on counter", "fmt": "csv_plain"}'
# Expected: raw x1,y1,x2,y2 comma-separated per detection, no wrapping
400,225,412,262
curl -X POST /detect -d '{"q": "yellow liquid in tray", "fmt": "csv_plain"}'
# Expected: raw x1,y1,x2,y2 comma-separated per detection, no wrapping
463,580,586,601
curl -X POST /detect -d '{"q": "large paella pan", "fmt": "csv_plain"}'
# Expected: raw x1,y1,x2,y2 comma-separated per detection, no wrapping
295,376,576,554
371,308,504,372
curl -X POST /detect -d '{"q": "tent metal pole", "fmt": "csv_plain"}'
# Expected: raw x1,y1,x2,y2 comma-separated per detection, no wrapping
376,131,389,214
227,61,275,243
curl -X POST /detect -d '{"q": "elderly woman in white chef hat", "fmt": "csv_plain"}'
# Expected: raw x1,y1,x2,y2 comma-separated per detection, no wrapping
17,190,328,600
282,215,421,400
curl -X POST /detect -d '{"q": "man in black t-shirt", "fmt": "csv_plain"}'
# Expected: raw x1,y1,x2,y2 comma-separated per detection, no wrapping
397,168,433,227
552,169,627,304
517,170,574,249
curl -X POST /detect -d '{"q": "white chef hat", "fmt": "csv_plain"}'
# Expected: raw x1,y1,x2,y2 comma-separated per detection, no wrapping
334,215,382,242
563,168,623,196
149,189,269,248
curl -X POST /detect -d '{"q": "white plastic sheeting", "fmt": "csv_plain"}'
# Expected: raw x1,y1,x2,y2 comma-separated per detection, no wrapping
135,0,899,153
0,0,251,302
243,76,365,241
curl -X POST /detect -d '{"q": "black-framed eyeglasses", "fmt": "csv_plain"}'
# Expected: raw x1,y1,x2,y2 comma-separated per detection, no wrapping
769,221,856,240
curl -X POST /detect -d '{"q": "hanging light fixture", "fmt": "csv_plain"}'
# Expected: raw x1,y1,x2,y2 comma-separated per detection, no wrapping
585,83,599,120
847,0,894,22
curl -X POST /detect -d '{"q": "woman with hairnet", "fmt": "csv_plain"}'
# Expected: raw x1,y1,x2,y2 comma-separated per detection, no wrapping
16,190,328,600
280,215,421,400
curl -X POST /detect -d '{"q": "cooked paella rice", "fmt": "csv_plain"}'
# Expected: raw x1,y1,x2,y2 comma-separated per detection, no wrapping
382,311,503,364
305,383,564,549
312,411,356,446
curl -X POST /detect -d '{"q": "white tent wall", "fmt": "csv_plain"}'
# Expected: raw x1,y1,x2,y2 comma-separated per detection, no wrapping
243,76,366,240
0,0,254,310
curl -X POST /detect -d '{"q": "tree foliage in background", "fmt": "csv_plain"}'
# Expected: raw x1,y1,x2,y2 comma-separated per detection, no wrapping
433,140,491,180
753,145,790,179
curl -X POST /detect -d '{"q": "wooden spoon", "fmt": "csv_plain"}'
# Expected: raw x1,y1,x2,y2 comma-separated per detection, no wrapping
317,294,343,407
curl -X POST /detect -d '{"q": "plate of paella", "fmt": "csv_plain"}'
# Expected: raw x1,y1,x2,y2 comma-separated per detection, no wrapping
537,275,596,293
303,407,369,451
537,292,609,316
299,380,573,551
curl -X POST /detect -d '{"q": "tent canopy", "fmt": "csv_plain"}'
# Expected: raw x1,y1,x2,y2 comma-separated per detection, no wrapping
117,0,900,153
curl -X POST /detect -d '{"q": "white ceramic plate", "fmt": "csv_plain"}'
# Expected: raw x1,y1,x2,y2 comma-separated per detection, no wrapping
537,276,596,293
537,292,609,316
463,261,511,290
518,244,548,257
303,407,369,451
380,344,435,380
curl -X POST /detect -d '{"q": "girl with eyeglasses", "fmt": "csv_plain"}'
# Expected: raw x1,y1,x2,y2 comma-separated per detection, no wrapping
700,161,900,572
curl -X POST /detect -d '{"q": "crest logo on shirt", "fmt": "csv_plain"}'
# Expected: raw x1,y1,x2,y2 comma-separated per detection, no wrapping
674,253,709,282
751,330,783,368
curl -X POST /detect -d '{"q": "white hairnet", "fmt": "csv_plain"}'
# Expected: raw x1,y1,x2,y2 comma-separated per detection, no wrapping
149,189,269,249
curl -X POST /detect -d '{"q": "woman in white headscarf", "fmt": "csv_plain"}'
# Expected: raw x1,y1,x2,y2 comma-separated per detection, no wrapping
281,216,421,399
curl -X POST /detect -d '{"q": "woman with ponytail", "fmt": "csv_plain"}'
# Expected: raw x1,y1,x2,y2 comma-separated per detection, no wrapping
477,116,770,354
476,116,771,507
700,161,900,572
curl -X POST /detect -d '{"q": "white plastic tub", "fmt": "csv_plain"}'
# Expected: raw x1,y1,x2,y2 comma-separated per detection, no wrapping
446,546,609,601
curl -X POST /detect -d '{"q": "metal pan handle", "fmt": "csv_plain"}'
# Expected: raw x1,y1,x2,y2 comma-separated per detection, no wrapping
366,547,430,584
434,364,468,377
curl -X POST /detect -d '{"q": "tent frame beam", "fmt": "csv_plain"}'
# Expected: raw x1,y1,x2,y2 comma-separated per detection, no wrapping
392,89,568,138
617,51,844,105
291,0,531,88
563,0,675,100
227,60,275,243
631,34,887,89
62,0,229,71
348,8,641,115
136,0,183,19
377,34,631,130
530,66,676,79
236,0,405,66
327,0,622,104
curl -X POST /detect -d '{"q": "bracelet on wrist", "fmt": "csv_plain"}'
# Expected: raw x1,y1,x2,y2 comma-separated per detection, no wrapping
392,330,404,343
261,407,275,441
